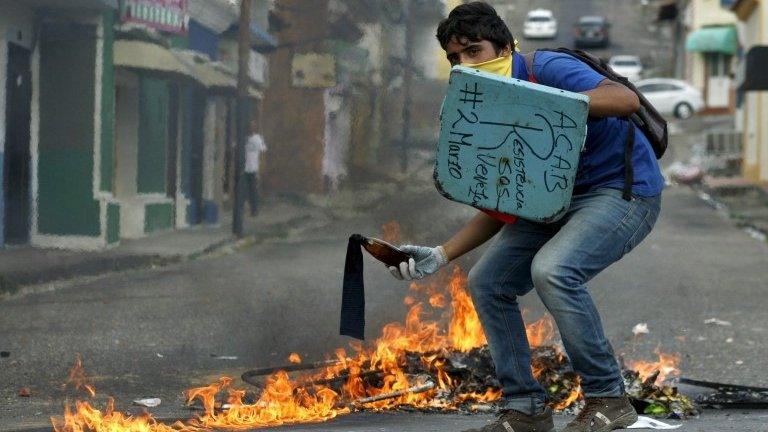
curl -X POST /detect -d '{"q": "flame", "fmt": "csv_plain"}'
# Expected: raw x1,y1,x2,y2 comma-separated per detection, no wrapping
380,221,402,244
50,266,594,431
52,398,188,432
525,314,555,348
63,354,96,398
186,374,343,429
288,353,302,364
553,384,582,410
627,348,681,383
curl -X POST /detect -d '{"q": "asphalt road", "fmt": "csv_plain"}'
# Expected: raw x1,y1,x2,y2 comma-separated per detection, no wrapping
2,121,768,431
505,0,674,76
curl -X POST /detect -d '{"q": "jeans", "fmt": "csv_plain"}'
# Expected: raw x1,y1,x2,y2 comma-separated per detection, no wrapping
244,172,259,216
467,188,662,415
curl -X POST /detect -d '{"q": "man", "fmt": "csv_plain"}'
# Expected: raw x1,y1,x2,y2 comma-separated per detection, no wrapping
244,127,267,217
388,3,664,432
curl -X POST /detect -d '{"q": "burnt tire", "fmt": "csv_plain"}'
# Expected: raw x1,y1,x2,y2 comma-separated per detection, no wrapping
674,102,694,120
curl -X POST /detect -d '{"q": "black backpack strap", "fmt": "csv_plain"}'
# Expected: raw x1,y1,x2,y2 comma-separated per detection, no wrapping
623,119,635,201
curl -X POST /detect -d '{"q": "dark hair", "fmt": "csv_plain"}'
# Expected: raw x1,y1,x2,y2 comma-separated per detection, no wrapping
436,2,514,52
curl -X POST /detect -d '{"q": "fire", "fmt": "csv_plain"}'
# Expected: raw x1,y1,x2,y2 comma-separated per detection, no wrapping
627,347,681,383
186,375,343,429
525,314,556,348
63,354,96,398
51,266,590,431
553,384,582,410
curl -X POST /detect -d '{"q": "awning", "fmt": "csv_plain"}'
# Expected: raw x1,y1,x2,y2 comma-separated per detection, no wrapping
172,49,237,91
171,49,262,98
685,26,738,55
114,39,194,79
739,46,768,91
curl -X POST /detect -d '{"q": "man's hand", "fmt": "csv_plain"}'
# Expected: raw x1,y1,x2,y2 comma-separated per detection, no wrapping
388,245,448,281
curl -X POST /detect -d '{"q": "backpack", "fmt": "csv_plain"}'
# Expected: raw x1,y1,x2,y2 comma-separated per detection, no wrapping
531,48,668,201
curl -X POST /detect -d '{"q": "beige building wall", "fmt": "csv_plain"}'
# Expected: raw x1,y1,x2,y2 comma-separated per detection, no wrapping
737,0,766,182
686,0,739,94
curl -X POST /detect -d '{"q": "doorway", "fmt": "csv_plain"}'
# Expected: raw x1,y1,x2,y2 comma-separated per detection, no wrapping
3,43,32,245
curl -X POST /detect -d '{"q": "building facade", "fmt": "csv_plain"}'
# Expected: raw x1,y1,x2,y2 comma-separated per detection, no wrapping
732,0,768,183
684,0,740,112
0,0,275,250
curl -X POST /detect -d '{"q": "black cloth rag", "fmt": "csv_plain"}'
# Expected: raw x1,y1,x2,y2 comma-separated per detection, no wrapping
340,234,365,340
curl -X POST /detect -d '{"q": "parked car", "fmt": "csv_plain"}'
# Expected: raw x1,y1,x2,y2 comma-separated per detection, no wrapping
574,16,610,48
608,55,643,82
636,78,705,119
523,9,558,39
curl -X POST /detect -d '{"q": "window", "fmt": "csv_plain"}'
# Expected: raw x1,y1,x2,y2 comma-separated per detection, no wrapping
706,53,732,77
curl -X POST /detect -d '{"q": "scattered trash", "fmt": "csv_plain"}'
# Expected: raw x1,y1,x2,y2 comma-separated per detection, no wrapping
632,323,649,336
18,387,31,397
628,416,681,429
156,353,164,358
725,337,733,343
704,318,732,326
0,351,9,358
210,355,238,360
677,378,768,409
288,353,302,364
132,398,161,408
666,162,703,185
744,227,767,242
623,369,698,419
735,360,744,365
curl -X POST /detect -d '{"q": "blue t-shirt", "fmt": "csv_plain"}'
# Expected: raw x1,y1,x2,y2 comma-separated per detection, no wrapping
512,51,664,197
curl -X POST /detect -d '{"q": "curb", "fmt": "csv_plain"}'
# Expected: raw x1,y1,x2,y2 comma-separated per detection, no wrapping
0,213,324,300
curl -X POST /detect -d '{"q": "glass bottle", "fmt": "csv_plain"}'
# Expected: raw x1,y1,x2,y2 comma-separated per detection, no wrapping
351,234,412,267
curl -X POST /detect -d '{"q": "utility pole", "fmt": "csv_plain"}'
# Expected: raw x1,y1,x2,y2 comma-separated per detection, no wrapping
233,0,252,237
400,0,414,173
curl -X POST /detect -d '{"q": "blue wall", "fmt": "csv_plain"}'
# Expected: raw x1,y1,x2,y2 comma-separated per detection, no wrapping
188,20,219,60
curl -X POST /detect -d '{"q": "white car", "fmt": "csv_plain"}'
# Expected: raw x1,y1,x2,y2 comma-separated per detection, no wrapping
523,9,557,39
608,55,643,82
636,78,705,119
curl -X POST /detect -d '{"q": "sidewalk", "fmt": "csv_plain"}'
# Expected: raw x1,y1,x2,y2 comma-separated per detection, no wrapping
700,175,768,237
0,196,328,297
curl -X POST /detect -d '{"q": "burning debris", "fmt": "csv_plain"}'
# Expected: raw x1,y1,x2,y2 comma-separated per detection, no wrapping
52,266,698,432
678,378,768,409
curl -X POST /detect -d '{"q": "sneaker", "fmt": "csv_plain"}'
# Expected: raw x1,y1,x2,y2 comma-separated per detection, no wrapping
463,406,554,432
561,396,638,432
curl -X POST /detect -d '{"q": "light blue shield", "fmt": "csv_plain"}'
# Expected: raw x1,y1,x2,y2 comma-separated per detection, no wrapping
434,65,589,223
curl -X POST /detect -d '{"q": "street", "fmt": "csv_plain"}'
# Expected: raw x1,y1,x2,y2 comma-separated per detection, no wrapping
2,0,767,431
2,119,768,430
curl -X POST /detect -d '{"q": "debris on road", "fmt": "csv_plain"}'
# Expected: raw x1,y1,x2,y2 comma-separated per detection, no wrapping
632,323,650,336
623,369,698,418
677,378,768,409
132,398,161,408
210,355,238,360
18,387,31,397
704,318,732,326
628,416,681,429
0,351,9,358
666,162,703,185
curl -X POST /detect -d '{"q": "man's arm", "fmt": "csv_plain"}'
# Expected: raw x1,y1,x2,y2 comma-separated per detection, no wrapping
583,79,640,118
441,211,505,261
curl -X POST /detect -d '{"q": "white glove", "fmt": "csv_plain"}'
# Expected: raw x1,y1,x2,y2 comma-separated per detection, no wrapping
388,245,448,281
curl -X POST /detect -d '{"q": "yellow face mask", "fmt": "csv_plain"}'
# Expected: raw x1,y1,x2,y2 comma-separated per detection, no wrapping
464,55,513,78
